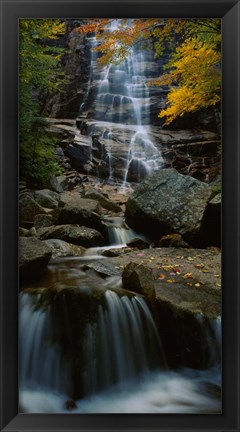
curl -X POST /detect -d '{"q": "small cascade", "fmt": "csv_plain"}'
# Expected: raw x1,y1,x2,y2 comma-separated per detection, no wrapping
19,287,222,413
83,290,166,395
103,216,149,246
195,313,221,368
19,293,71,395
19,288,165,402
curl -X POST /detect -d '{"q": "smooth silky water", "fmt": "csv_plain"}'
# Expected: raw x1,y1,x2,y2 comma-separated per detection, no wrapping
19,220,221,413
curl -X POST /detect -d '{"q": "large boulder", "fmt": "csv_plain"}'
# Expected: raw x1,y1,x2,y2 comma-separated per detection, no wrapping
38,224,105,248
58,192,106,236
43,239,85,258
155,282,221,369
125,169,213,246
83,188,122,213
200,193,221,248
19,194,47,227
34,214,53,229
19,237,52,284
34,189,59,209
50,175,69,193
122,262,155,303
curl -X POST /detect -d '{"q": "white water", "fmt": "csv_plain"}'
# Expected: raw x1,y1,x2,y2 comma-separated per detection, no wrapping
84,20,163,185
103,215,149,246
19,293,72,395
83,291,166,395
20,367,221,413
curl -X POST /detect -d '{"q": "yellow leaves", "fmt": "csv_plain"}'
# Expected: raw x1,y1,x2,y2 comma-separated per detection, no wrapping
156,37,221,124
183,273,193,279
162,265,174,271
195,263,205,269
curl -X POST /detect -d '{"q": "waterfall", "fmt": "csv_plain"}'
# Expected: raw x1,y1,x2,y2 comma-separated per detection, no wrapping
103,215,149,246
83,290,166,395
19,287,222,413
19,288,165,400
195,313,222,368
19,293,71,395
82,20,163,185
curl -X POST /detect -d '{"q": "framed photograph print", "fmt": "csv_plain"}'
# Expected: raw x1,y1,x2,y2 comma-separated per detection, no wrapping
0,0,239,431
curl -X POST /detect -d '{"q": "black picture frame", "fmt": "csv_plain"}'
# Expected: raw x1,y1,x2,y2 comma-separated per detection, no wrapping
0,0,239,431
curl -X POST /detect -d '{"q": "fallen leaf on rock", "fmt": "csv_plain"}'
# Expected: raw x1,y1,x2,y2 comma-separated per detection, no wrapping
158,274,165,280
162,265,173,271
195,283,201,287
169,272,176,276
215,282,221,287
195,263,205,269
136,253,145,257
187,257,194,261
214,274,220,277
201,269,210,273
187,283,193,287
166,279,174,283
183,273,193,279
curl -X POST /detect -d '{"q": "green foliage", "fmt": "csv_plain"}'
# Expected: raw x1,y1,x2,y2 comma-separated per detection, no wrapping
19,19,66,186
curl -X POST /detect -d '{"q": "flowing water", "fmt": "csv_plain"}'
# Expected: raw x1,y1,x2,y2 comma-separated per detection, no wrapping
19,286,221,414
18,21,221,412
19,223,222,414
83,21,163,185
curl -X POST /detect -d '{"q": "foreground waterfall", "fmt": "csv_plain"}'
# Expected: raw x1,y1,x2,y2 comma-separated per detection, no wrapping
19,279,221,413
83,291,166,395
19,288,166,402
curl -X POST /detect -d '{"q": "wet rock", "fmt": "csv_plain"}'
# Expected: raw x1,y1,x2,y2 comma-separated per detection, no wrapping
155,282,221,369
126,159,149,182
19,194,47,227
83,188,122,213
38,224,105,248
159,233,190,248
126,238,150,250
58,193,106,236
101,248,126,257
125,169,212,246
199,193,221,248
65,399,77,411
81,261,122,278
34,214,54,229
122,262,155,302
34,189,59,209
19,237,52,285
43,239,85,258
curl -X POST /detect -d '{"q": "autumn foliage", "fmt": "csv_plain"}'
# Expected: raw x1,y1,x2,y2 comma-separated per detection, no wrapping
78,19,221,124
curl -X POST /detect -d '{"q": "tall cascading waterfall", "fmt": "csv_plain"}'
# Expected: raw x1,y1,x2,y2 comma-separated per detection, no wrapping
81,20,163,185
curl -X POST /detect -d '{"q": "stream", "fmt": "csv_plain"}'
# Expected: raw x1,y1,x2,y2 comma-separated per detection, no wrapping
19,220,221,414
